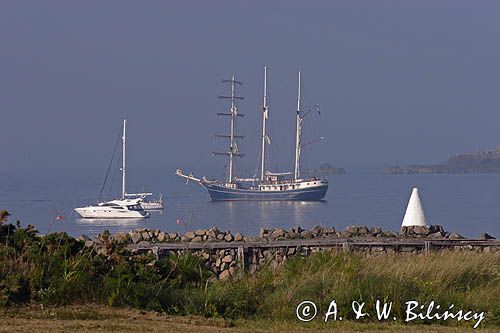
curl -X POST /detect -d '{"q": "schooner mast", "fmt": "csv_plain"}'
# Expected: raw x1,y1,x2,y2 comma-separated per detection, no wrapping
294,71,302,180
260,66,270,182
213,75,245,183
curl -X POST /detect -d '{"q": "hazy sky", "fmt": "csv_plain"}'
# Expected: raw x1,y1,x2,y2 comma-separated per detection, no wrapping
2,1,500,174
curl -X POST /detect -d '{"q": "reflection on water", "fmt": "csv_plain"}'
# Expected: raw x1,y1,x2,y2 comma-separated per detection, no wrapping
74,218,145,236
74,218,146,227
215,200,329,234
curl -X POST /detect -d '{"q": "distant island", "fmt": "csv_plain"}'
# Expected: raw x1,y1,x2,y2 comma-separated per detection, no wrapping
383,147,500,174
314,162,346,175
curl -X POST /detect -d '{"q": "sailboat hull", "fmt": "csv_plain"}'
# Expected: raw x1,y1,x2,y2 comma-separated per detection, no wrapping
203,183,328,201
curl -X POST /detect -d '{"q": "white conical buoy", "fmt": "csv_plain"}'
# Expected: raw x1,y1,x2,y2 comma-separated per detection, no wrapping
401,187,427,227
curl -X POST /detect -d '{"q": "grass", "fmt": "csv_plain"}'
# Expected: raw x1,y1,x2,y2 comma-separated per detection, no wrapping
0,222,499,331
1,305,499,333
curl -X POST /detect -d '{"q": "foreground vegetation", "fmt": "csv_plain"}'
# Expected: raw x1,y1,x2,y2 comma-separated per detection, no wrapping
0,212,499,331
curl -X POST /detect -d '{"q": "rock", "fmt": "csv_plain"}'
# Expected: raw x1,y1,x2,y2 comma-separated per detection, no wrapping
224,233,234,242
215,258,221,267
272,228,285,238
357,226,369,235
207,227,219,239
112,232,128,242
192,236,203,242
84,240,94,247
370,227,382,236
311,226,323,237
137,240,150,247
195,229,206,236
219,269,231,280
222,255,233,263
157,232,167,242
259,228,268,239
345,225,358,236
185,231,195,239
480,233,496,240
429,225,445,234
429,231,443,239
78,235,91,242
234,232,243,242
449,232,465,240
324,226,336,235
412,226,430,236
303,231,313,239
142,232,151,241
229,267,236,276
131,233,142,244
216,233,225,241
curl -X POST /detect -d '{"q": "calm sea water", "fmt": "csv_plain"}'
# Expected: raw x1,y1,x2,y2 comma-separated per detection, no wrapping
1,168,499,238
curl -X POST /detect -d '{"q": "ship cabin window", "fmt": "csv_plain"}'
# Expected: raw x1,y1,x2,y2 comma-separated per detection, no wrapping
307,183,310,185
111,206,124,210
102,203,120,207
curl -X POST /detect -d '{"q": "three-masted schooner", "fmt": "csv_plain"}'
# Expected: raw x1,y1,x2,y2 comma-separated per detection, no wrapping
176,67,328,201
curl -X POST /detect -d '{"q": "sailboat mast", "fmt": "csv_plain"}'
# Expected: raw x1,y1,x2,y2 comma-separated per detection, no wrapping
294,71,302,180
260,66,268,182
121,118,126,199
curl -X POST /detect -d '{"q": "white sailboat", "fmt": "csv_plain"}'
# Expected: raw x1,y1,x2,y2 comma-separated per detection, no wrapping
75,119,162,218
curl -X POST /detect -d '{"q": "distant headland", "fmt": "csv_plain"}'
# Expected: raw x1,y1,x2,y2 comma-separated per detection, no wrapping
315,162,346,175
383,147,500,174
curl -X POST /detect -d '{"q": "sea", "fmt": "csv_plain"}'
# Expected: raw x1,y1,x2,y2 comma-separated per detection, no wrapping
1,168,499,239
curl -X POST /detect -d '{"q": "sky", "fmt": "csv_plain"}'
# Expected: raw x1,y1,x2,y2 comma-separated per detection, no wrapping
2,1,500,174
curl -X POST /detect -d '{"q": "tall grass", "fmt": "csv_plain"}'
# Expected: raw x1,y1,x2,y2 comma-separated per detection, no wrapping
0,223,498,327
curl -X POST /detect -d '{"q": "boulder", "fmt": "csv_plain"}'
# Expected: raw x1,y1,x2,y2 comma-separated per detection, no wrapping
234,232,243,242
222,255,233,263
370,227,382,236
131,232,142,244
224,233,234,242
412,225,430,236
192,236,203,242
480,233,496,240
311,226,323,237
219,269,231,280
272,228,285,238
185,231,195,239
449,232,465,240
207,227,219,239
429,231,443,239
112,232,128,243
195,229,206,236
324,226,336,235
157,232,167,242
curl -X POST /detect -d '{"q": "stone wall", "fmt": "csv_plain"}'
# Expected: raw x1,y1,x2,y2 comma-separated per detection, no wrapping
81,225,498,280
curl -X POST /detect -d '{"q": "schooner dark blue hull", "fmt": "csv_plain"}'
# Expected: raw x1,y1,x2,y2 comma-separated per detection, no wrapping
203,183,328,201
